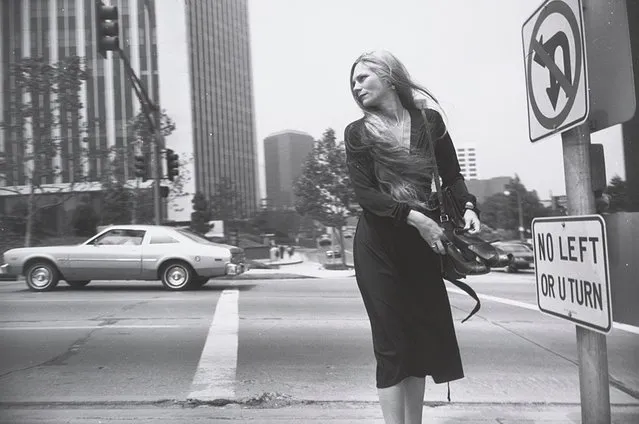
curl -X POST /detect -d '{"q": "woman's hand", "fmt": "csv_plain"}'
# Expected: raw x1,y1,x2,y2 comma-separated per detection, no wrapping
463,209,481,234
407,210,448,255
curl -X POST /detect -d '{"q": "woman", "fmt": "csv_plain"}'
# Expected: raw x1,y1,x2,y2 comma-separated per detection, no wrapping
345,50,480,424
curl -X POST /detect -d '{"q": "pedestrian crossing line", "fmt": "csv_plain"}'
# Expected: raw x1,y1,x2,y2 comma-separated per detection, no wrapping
447,288,639,335
187,289,239,401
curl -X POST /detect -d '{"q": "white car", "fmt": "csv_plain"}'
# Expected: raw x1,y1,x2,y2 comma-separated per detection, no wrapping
0,225,246,292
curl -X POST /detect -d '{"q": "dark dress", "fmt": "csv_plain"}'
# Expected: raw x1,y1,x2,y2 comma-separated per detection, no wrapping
344,108,477,389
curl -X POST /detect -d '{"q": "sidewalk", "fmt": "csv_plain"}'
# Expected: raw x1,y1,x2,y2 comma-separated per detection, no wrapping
1,402,637,423
243,252,355,280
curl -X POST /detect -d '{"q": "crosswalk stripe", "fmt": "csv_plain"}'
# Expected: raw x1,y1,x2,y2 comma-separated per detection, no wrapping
187,289,239,401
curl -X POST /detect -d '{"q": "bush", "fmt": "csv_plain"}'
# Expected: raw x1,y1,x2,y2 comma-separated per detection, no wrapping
71,202,99,236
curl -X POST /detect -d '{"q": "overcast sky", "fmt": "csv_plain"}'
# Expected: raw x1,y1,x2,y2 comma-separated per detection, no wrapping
247,0,627,200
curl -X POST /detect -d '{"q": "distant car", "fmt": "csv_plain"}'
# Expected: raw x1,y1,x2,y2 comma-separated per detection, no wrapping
325,248,342,259
491,241,535,273
0,225,246,292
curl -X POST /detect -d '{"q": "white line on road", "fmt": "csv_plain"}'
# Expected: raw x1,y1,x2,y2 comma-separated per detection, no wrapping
447,288,639,335
188,289,239,401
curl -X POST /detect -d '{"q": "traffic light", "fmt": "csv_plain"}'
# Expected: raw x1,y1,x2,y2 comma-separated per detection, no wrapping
95,1,119,58
134,155,147,181
165,149,179,181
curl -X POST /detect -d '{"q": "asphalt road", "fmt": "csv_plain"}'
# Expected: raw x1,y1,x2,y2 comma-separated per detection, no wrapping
0,271,637,422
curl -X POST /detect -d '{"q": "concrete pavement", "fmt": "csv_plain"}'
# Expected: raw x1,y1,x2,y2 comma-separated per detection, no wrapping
1,402,638,423
2,255,637,423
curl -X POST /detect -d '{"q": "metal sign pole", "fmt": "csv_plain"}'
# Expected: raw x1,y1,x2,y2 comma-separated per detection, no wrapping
561,123,611,423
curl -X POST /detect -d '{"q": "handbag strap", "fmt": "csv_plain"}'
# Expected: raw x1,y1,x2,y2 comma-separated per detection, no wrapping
420,108,448,223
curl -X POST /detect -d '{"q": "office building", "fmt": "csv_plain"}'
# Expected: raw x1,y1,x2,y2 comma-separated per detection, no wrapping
0,0,258,222
263,130,314,210
455,144,479,180
183,0,258,218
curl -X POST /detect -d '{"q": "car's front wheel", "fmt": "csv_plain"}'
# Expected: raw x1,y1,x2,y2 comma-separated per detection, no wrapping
25,261,60,292
66,280,90,288
160,261,194,291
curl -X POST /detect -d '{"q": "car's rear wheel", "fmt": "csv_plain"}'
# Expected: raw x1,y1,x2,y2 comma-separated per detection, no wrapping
160,261,193,291
25,261,60,292
66,280,90,288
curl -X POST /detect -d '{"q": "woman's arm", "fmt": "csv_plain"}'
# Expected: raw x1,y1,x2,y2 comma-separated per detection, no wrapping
429,111,480,216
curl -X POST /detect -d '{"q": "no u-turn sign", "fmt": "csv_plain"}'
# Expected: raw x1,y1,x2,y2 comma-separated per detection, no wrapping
522,0,589,142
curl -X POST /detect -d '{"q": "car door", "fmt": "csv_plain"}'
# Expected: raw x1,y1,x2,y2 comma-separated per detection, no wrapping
69,229,145,280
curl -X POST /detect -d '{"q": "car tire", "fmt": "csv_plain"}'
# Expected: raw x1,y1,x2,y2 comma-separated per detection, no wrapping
160,261,194,291
66,280,91,288
506,264,518,273
25,261,60,292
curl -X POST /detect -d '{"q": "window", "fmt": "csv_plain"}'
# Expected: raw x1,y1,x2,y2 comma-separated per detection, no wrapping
149,234,179,244
91,229,146,246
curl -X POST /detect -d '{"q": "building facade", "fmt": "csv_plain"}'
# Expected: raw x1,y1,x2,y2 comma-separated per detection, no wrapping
183,0,258,217
0,0,258,223
263,130,314,210
455,144,479,180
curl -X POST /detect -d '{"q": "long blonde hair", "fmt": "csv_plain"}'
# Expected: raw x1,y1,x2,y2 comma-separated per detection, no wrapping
347,50,444,210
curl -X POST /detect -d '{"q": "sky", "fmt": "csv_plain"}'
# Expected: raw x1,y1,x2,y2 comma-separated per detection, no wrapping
247,0,627,201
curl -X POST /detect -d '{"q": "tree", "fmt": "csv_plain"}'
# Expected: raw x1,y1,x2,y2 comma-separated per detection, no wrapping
191,191,211,234
0,56,89,246
210,177,244,221
605,175,627,212
479,176,549,238
294,128,357,265
127,109,191,219
71,196,99,236
100,180,132,225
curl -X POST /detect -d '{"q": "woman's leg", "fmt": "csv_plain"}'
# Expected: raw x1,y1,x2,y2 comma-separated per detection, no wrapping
403,376,425,424
378,381,405,424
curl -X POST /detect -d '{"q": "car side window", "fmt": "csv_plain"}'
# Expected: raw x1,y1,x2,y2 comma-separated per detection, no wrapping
93,229,146,246
149,234,179,244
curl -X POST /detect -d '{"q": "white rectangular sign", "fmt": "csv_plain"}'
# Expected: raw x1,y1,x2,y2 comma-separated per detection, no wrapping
532,215,612,333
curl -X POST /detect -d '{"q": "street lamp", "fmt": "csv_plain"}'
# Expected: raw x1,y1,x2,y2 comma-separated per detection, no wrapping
504,189,525,241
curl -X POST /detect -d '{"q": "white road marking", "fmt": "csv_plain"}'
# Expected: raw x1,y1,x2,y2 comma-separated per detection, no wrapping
187,289,239,401
0,298,204,302
447,288,639,335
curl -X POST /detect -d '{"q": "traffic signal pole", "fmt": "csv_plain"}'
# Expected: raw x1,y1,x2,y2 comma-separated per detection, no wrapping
117,49,163,224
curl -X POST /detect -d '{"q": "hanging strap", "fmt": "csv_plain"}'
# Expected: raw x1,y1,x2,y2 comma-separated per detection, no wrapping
447,278,481,323
420,108,448,223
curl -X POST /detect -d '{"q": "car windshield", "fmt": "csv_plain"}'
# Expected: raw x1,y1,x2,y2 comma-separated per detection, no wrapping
176,229,216,245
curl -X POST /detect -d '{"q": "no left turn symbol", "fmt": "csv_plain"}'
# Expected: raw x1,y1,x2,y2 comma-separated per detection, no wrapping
522,0,589,142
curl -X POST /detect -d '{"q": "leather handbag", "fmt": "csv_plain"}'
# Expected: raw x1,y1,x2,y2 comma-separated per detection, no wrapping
420,109,510,322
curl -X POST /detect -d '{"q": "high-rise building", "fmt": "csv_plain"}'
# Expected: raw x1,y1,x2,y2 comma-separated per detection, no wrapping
183,0,258,217
0,0,258,222
455,144,479,180
263,130,314,210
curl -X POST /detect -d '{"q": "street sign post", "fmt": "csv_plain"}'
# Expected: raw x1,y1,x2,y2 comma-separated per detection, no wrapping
522,0,589,142
532,215,612,333
522,0,639,422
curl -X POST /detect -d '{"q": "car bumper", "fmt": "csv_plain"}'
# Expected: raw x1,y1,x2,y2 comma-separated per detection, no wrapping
225,263,247,276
